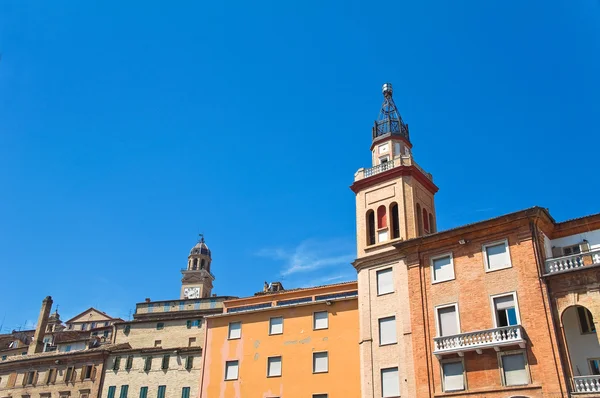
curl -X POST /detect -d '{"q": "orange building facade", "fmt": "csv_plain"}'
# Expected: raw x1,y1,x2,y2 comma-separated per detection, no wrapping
199,282,360,398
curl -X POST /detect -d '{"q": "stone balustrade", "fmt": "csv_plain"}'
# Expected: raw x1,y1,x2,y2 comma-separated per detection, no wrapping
433,325,526,357
574,376,600,393
544,248,600,275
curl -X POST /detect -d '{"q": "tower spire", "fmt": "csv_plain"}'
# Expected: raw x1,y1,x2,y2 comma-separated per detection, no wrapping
372,83,410,143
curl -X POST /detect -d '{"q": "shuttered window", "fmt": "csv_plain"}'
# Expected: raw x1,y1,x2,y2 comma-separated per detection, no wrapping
437,305,459,337
381,367,400,397
269,317,283,335
501,352,529,386
161,355,170,370
139,387,147,398
185,356,194,370
313,352,328,373
432,254,454,283
181,387,190,398
493,294,519,327
484,240,511,271
378,316,397,345
107,386,116,398
157,386,166,398
313,312,328,330
113,356,121,371
119,385,129,398
267,356,282,377
442,361,465,392
125,356,134,370
228,322,241,339
225,361,239,380
376,268,394,295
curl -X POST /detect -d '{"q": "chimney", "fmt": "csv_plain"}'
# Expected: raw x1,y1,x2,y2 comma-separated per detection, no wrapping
28,296,53,355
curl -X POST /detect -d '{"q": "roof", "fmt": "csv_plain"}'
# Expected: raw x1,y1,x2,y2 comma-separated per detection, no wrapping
0,343,131,365
64,307,118,324
52,331,92,344
251,280,358,297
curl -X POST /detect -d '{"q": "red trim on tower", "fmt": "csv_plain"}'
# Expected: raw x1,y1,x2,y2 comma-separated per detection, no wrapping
349,165,439,195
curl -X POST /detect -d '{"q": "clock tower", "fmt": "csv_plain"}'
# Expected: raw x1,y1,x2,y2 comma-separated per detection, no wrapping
180,235,214,299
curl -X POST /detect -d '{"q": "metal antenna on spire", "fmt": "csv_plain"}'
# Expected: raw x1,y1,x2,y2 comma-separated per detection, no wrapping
198,233,205,243
372,83,410,142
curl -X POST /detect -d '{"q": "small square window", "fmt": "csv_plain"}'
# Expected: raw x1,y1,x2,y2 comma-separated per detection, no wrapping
313,352,328,373
313,312,328,330
431,254,454,283
312,395,328,398
376,268,394,295
188,337,196,347
381,367,400,397
499,351,530,386
225,360,239,380
442,360,465,392
378,316,397,345
156,323,164,330
267,356,282,377
269,317,283,335
154,340,161,347
483,240,512,272
228,322,241,339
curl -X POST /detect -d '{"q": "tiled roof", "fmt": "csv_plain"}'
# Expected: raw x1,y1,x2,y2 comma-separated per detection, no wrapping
250,280,358,297
53,331,92,344
0,343,131,364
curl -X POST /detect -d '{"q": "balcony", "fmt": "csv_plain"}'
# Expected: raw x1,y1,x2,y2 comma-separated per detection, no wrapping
355,155,434,181
574,376,600,393
433,325,526,358
544,248,600,275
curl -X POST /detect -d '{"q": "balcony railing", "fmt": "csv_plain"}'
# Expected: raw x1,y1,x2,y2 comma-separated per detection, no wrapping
433,325,526,357
574,376,600,393
357,156,434,181
544,248,600,275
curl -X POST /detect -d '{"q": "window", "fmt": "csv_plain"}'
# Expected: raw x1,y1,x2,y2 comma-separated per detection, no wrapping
185,356,194,370
429,213,435,233
313,312,328,330
377,206,387,228
157,386,166,398
148,304,153,313
1,355,6,360
228,322,241,339
367,210,376,245
107,386,116,398
313,352,328,373
578,306,596,334
483,240,512,272
103,330,109,338
225,360,239,380
590,359,600,375
423,208,429,233
381,367,400,397
65,345,72,352
164,303,169,312
313,395,328,398
499,351,530,386
144,356,152,371
105,322,109,327
124,325,131,334
416,203,423,236
431,254,454,283
390,203,400,239
188,337,196,347
379,316,397,345
162,355,170,370
442,360,465,392
181,387,190,398
24,371,35,386
154,340,161,347
269,317,283,335
492,293,520,327
267,356,282,377
113,356,121,371
126,355,134,370
46,368,57,384
156,323,164,330
564,244,582,256
139,387,148,398
437,304,460,337
91,322,97,329
179,301,185,311
65,367,74,383
81,323,87,331
84,365,93,380
377,268,394,295
119,385,129,398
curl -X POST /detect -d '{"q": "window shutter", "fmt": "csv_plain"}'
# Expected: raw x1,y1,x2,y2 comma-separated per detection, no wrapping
33,371,39,386
486,242,509,269
381,367,400,397
91,366,97,381
314,312,328,330
269,317,283,334
21,372,27,386
107,386,116,398
185,356,193,370
139,387,148,398
181,387,190,398
438,306,459,336
379,317,397,345
225,361,239,380
7,372,16,388
433,256,453,281
377,268,394,295
502,353,528,386
120,385,129,398
268,357,282,377
494,295,515,310
80,367,86,381
186,320,192,329
228,322,241,339
197,319,202,328
442,361,464,391
157,386,166,398
313,352,328,373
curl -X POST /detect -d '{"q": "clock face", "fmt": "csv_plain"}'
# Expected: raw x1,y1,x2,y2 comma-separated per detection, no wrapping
184,287,200,299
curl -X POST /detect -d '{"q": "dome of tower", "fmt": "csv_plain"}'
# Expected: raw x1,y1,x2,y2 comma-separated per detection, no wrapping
190,236,211,257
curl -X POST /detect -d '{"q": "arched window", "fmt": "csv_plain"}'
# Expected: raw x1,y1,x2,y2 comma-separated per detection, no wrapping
429,213,435,233
423,208,430,234
200,259,206,270
367,210,376,246
192,258,198,270
390,203,400,239
416,204,423,236
377,206,387,229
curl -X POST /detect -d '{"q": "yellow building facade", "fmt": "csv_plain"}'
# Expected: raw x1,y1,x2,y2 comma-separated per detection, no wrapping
200,282,361,398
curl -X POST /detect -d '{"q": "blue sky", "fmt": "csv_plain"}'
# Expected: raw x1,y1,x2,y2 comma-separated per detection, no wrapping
0,0,598,331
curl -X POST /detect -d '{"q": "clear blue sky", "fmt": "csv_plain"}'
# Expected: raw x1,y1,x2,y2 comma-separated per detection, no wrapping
0,1,598,331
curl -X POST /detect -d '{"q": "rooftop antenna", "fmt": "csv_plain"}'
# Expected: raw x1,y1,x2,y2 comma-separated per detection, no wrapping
128,309,132,321
0,312,5,333
198,233,205,243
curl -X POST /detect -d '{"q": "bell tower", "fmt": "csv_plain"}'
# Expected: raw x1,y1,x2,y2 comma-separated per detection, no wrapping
351,83,439,258
180,235,214,299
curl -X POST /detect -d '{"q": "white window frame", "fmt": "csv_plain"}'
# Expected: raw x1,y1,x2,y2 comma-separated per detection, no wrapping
266,356,282,378
498,350,530,386
224,360,239,381
440,358,467,392
434,303,461,337
490,292,521,328
312,351,328,374
430,253,455,284
228,322,241,340
378,316,397,346
482,239,512,273
269,317,283,335
379,155,390,164
313,311,329,330
376,267,394,296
